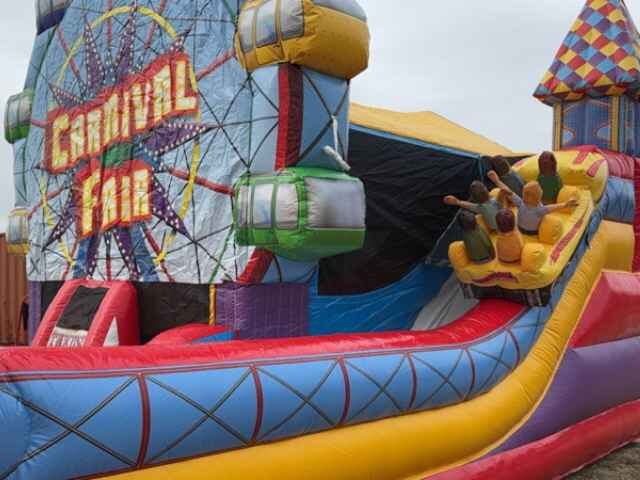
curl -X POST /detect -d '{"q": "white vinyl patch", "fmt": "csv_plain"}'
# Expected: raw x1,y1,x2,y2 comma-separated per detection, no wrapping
104,317,120,347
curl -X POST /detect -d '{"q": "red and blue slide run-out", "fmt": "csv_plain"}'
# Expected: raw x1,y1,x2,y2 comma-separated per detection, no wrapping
3,1,640,479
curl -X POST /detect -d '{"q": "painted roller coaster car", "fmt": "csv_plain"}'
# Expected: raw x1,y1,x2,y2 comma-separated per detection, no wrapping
450,188,594,291
449,150,606,296
0,174,619,480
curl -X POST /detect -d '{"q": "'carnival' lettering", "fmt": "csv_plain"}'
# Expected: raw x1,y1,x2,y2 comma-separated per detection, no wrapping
44,52,198,173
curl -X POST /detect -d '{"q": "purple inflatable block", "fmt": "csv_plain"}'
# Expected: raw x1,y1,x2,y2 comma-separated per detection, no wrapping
216,282,309,340
495,336,640,454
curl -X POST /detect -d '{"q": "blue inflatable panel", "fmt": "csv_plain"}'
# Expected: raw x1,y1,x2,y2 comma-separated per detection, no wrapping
258,361,346,441
192,330,236,344
248,65,350,174
309,264,452,335
0,376,142,480
601,177,635,224
248,65,281,174
144,368,255,464
297,69,350,169
561,98,612,152
262,255,317,284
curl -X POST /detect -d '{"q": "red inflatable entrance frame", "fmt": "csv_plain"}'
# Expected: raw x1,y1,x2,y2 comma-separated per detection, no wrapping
32,279,139,347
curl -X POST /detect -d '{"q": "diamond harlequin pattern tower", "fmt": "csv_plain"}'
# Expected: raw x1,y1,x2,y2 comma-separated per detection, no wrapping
535,0,640,155
535,0,640,104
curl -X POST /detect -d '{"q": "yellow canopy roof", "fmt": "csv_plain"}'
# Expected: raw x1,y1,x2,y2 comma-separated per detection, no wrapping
349,103,513,157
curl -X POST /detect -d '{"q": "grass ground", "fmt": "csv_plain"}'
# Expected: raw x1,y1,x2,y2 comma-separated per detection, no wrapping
570,443,640,479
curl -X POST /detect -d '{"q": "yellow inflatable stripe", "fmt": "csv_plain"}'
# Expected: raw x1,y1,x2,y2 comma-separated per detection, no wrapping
109,222,633,480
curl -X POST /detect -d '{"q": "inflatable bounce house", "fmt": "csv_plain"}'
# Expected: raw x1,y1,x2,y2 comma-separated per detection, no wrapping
3,0,640,478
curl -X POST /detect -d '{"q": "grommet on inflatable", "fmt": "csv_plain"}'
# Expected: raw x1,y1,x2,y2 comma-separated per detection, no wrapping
3,1,640,480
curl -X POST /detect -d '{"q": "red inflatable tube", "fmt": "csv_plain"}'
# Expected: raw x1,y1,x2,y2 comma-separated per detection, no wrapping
427,399,640,480
571,272,640,347
32,279,139,347
3,299,522,374
31,280,81,347
148,324,234,345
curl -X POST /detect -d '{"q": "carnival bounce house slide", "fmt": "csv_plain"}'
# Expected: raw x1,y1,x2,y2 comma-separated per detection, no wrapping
3,0,640,479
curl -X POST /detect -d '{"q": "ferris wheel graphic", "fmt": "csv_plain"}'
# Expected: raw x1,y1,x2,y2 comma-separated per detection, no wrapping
26,0,255,284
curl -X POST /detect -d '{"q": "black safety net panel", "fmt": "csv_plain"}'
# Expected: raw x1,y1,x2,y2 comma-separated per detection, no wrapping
41,282,64,319
57,286,108,331
319,130,484,295
135,283,210,343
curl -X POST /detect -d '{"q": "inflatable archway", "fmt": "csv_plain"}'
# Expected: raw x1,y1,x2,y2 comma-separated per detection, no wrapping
3,1,640,479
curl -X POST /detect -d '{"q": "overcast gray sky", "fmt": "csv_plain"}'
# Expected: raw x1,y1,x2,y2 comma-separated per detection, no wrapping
1,0,639,231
